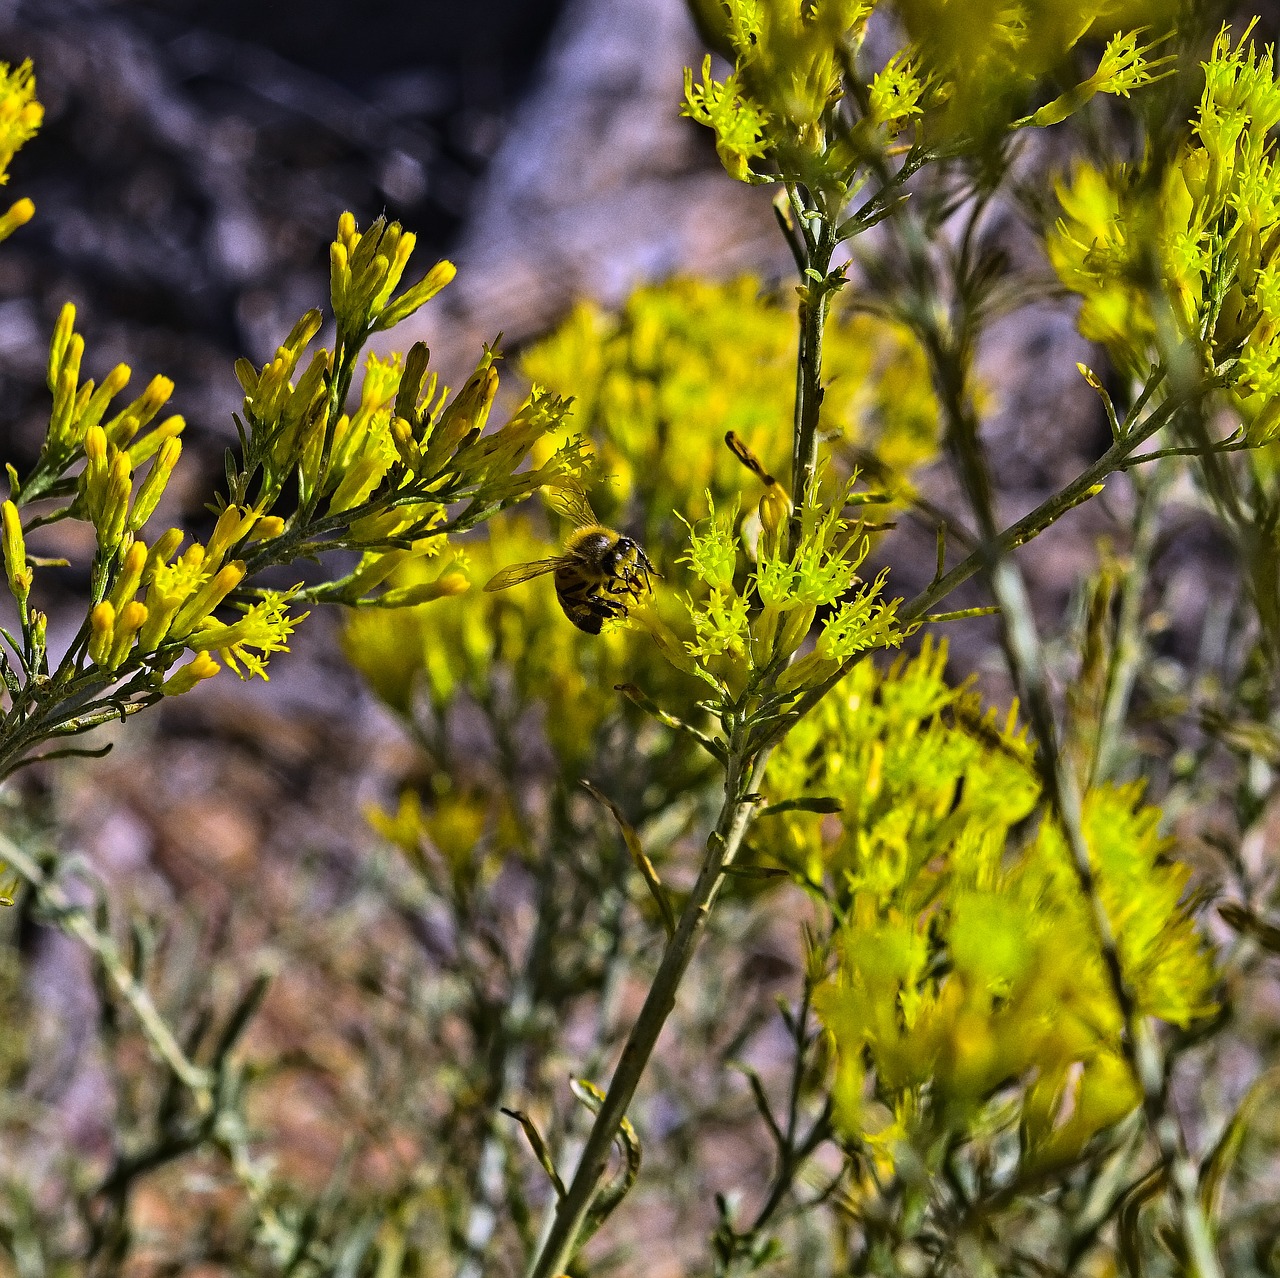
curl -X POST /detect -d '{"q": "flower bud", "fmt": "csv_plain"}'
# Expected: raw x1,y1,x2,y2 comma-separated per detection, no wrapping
127,415,185,467
79,363,132,436
128,437,181,532
248,515,286,542
330,240,351,316
329,456,386,514
205,505,253,568
777,603,817,658
759,484,791,558
161,650,221,697
376,570,469,607
1,500,31,605
0,196,34,245
98,452,133,552
108,600,148,668
373,259,458,331
47,303,75,396
171,561,246,638
88,601,116,668
108,540,149,610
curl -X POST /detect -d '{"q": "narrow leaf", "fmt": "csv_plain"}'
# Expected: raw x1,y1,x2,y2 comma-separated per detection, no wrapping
570,1078,641,1245
760,796,842,816
501,1107,566,1200
1218,900,1280,953
1200,1066,1280,1220
614,683,727,762
581,780,676,939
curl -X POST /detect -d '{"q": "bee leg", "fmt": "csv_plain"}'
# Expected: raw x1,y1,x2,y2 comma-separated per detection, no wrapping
591,596,629,626
617,566,648,598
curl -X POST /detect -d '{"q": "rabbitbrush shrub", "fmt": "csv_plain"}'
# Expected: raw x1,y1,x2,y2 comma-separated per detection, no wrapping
2,4,1280,1276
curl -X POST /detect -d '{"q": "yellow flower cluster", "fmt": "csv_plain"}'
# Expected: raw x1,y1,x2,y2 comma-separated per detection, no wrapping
0,59,40,184
0,199,585,784
0,60,38,246
764,641,1216,1178
521,276,938,546
682,0,1174,196
894,0,1175,140
1049,24,1280,439
347,276,940,745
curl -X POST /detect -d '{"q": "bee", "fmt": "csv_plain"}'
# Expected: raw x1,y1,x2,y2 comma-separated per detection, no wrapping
483,487,656,634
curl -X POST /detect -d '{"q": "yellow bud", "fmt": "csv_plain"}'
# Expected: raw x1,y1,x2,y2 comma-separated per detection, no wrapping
777,604,816,658
373,230,417,310
106,374,175,446
108,540,149,610
1179,146,1210,211
759,484,791,557
373,259,458,331
377,571,469,607
424,364,499,466
349,251,391,316
389,415,419,468
282,308,323,357
143,528,185,583
47,303,76,395
0,196,34,245
161,650,221,697
48,366,77,451
329,456,386,513
98,453,133,551
79,363,132,435
128,437,182,532
205,504,252,567
330,240,351,314
80,426,113,529
248,515,286,541
751,604,780,665
108,600,149,668
171,561,246,637
126,414,185,466
83,425,107,466
1,500,30,604
88,601,116,668
348,507,410,544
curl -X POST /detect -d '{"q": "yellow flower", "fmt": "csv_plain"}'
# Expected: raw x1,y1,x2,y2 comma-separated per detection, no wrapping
0,60,41,184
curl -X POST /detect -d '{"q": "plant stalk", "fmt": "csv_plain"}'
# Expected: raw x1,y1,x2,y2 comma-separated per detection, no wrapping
523,746,768,1278
521,194,843,1278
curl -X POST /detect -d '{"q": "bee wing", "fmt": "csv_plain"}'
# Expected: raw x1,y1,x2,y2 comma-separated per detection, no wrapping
483,556,568,592
545,483,599,528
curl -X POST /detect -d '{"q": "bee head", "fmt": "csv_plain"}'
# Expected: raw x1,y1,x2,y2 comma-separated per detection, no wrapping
605,537,637,571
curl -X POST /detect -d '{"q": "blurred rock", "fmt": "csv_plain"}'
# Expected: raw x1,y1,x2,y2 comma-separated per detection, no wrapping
397,0,788,376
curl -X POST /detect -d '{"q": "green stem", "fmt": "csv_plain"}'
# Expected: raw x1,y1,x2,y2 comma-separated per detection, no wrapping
788,219,837,557
520,187,844,1278
523,746,768,1278
1092,464,1167,784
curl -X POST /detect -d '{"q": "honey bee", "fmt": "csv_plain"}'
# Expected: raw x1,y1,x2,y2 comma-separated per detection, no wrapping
483,487,657,634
